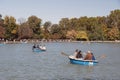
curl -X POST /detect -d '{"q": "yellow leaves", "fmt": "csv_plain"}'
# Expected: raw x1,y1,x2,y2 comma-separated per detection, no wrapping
11,29,17,34
76,31,88,40
66,30,88,40
108,26,119,40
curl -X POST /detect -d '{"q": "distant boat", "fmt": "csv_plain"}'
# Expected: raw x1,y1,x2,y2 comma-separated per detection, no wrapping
32,47,46,52
20,40,28,44
69,55,98,66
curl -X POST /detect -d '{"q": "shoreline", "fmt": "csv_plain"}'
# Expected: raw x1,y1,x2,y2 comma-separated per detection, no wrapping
0,39,120,44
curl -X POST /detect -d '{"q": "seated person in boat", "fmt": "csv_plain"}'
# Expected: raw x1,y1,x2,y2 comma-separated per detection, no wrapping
74,49,79,58
42,45,46,49
76,50,83,59
36,45,40,49
91,53,96,60
39,45,42,49
40,45,46,50
32,44,36,50
84,51,93,60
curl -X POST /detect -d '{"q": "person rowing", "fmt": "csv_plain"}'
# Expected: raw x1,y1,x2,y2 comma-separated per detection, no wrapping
84,51,96,60
76,50,83,59
73,49,79,58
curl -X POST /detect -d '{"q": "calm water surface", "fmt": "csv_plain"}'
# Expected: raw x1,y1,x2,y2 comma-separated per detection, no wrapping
0,42,120,80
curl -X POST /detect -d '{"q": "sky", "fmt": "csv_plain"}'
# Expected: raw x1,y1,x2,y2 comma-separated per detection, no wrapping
0,0,120,24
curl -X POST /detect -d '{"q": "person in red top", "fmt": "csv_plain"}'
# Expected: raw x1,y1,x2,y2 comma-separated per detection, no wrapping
84,51,92,60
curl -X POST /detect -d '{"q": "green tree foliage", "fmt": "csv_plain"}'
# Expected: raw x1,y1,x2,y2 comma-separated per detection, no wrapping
50,24,62,39
0,14,5,38
4,16,17,40
27,15,42,36
1,9,120,41
107,9,120,29
0,26,5,38
77,16,88,31
43,21,52,39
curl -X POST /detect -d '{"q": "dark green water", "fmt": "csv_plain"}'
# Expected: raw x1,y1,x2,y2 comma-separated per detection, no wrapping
0,42,120,80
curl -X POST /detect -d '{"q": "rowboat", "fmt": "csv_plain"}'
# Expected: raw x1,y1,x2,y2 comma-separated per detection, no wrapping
32,48,46,52
69,55,98,66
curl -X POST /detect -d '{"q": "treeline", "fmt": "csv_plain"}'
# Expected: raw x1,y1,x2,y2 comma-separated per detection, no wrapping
0,9,120,41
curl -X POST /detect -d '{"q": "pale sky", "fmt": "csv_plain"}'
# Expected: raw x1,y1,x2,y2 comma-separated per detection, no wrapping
0,0,120,24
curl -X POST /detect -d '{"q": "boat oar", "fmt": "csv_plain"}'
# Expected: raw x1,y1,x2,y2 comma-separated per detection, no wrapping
99,54,106,58
61,52,69,57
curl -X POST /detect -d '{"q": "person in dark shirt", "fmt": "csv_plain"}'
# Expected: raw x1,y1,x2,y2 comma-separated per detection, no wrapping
91,53,96,60
76,50,83,59
32,44,36,50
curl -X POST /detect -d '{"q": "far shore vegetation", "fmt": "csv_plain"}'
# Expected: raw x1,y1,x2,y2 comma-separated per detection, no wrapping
0,9,120,42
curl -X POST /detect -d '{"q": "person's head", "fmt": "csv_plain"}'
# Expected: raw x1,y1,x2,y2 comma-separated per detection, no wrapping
87,50,91,53
78,50,81,54
79,50,81,53
75,49,78,52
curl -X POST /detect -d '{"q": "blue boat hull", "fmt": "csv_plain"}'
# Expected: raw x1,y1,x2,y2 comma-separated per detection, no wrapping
33,48,46,52
0,44,4,46
69,58,98,66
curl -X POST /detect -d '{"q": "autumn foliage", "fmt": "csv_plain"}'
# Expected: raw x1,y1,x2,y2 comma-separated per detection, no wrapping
0,9,120,41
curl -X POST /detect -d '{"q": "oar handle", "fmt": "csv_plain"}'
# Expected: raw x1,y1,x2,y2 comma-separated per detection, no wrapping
61,52,69,56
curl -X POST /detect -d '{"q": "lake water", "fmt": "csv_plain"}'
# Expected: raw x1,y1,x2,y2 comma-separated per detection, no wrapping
0,42,120,80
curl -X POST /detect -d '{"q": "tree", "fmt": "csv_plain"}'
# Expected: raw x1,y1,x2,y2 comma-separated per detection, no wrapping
77,16,88,31
43,21,52,31
4,16,17,40
107,26,119,40
50,24,62,39
43,21,52,39
69,18,78,30
76,31,88,41
0,14,5,39
66,30,77,39
107,9,120,29
18,23,33,39
27,15,42,35
0,26,5,38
